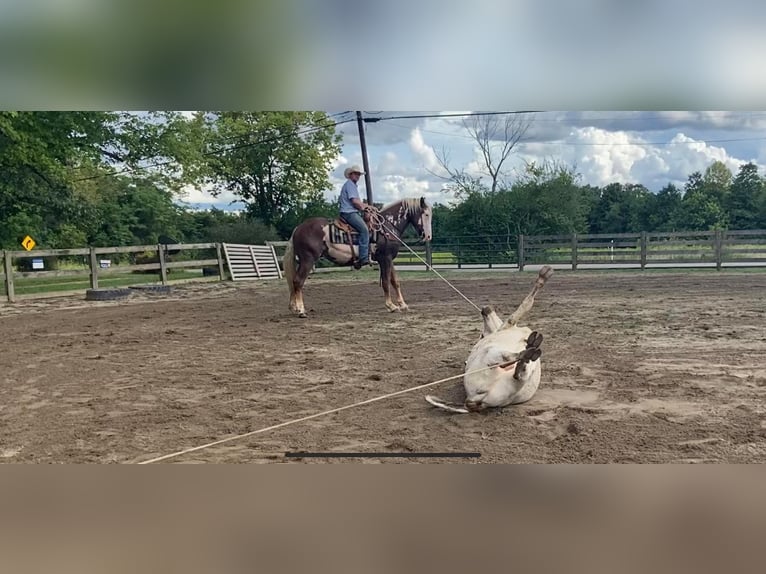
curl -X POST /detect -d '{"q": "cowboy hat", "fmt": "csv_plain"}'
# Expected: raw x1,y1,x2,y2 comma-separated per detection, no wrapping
344,164,365,178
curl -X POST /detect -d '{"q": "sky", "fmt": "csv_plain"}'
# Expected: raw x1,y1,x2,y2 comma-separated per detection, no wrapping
178,111,766,212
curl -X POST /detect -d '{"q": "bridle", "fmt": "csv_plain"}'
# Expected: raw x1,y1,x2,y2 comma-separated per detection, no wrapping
365,205,427,245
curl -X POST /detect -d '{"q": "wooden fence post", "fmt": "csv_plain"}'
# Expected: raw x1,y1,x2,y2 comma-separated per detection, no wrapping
89,247,99,289
715,229,723,271
3,250,15,303
487,237,493,269
572,233,577,271
571,233,578,270
518,234,525,271
640,231,648,269
425,241,432,270
456,238,461,269
158,244,168,284
216,242,226,280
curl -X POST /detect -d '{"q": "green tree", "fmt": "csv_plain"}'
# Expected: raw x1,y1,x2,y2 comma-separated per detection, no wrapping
677,171,729,230
198,112,341,225
645,183,683,231
726,162,763,229
274,195,338,238
588,183,651,234
1,111,205,249
702,160,733,206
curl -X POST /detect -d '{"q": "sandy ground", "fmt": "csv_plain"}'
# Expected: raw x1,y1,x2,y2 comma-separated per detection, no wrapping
1,270,765,463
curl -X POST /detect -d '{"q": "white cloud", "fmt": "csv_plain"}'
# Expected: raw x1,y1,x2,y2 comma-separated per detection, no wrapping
332,154,348,170
178,183,243,206
659,133,742,184
517,126,760,190
408,127,444,175
184,112,766,213
573,127,649,186
378,175,441,205
376,151,399,175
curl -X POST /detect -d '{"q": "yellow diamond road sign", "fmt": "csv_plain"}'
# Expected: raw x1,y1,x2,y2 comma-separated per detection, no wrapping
22,235,36,251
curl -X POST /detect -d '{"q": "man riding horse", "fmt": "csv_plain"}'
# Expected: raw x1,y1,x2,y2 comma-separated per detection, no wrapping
338,164,373,269
283,168,433,317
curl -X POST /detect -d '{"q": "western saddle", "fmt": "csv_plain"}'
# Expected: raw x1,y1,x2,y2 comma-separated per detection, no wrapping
332,212,376,268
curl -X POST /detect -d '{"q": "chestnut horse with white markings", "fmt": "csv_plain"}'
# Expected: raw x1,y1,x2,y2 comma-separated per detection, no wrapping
283,197,433,318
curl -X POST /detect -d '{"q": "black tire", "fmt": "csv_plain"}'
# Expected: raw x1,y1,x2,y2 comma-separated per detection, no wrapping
85,288,133,301
128,284,172,294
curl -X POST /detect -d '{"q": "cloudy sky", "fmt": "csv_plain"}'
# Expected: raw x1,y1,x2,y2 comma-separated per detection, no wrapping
180,111,766,211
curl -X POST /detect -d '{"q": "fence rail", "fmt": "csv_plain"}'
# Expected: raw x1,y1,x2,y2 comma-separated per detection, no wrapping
4,230,766,302
269,230,766,272
390,229,766,271
2,243,225,303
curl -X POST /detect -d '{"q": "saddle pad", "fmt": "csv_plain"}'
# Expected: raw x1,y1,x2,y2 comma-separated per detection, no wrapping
329,223,378,246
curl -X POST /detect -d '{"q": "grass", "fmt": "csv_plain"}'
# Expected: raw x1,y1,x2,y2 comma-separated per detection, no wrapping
301,266,766,288
4,255,765,299
6,269,204,296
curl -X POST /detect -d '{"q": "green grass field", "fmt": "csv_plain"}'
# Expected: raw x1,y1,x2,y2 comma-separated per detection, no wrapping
3,269,205,296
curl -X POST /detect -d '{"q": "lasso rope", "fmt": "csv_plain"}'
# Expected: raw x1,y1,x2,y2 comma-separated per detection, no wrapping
368,209,483,313
137,208,503,464
137,361,506,464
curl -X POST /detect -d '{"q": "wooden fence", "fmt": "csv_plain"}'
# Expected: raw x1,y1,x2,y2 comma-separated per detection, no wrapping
520,229,766,270
272,229,766,271
1,243,225,303
5,230,765,302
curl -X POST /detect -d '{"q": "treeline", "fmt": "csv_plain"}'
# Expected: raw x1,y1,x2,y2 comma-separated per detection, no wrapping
0,111,340,250
2,112,765,252
432,160,766,241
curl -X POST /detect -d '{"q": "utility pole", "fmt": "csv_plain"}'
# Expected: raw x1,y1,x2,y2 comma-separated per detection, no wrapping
356,111,373,204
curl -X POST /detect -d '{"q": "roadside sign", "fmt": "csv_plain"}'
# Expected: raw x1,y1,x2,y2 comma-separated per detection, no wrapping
22,235,36,251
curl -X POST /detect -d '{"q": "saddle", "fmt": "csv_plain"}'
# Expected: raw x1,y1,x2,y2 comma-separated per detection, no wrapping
333,211,374,235
331,212,376,267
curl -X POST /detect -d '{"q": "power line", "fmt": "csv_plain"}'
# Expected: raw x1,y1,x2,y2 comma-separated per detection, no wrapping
382,120,766,147
67,110,766,184
363,111,542,123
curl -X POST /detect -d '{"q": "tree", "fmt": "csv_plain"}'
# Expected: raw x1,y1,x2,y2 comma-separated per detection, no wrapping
274,195,337,239
0,111,116,248
727,162,763,229
432,112,532,197
198,112,341,225
0,111,205,248
678,170,728,230
645,183,683,231
702,160,733,206
588,182,652,234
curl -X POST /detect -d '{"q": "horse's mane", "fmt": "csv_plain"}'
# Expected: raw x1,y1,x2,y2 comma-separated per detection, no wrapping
380,197,425,217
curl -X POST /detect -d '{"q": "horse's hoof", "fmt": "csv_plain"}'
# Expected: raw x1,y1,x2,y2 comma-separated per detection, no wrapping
538,266,554,282
298,312,308,318
398,304,409,311
387,306,400,313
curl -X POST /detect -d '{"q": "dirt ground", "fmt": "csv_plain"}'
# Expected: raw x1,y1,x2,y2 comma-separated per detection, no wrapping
1,269,765,463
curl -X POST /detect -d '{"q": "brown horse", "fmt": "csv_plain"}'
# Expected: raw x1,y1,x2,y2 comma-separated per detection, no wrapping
283,197,433,318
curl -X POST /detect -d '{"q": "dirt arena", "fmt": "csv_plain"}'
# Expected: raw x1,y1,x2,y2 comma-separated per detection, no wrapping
1,269,765,463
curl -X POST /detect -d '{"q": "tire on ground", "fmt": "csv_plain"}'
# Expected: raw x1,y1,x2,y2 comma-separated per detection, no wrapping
128,284,172,294
85,288,133,301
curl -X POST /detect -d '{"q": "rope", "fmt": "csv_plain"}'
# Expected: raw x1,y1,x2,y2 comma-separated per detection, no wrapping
368,210,483,313
137,362,504,464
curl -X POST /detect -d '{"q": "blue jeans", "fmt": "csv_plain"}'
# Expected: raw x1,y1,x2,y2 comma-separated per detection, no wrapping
341,211,370,261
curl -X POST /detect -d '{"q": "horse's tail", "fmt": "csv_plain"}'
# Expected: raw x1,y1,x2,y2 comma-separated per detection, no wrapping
283,231,297,298
424,395,470,414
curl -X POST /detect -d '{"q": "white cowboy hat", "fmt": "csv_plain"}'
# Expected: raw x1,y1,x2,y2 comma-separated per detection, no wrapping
344,164,365,178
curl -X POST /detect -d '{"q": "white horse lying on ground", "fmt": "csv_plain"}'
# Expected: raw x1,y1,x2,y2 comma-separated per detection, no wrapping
426,265,553,413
